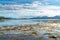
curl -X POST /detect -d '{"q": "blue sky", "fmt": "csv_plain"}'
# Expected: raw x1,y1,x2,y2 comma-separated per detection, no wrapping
0,0,60,5
0,0,60,18
0,0,39,5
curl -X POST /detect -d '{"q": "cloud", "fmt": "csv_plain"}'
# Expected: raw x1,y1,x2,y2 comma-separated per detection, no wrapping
0,1,60,18
42,0,60,5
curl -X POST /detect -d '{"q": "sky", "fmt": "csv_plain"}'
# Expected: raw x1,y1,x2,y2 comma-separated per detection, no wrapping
0,0,60,18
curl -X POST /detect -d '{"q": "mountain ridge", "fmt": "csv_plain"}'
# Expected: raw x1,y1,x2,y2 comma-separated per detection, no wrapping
0,16,60,20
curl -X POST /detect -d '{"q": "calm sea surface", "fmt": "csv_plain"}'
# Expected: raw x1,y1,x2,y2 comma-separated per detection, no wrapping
0,19,60,26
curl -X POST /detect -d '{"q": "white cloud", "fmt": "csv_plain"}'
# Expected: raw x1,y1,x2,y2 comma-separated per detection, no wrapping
0,1,60,18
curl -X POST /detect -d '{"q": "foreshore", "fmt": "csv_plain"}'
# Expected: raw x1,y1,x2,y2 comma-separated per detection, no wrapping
0,22,60,40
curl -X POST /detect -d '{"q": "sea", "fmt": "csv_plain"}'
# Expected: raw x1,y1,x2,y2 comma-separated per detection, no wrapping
0,19,60,26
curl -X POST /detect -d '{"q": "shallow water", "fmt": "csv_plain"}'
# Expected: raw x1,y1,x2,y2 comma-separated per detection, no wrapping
0,19,60,40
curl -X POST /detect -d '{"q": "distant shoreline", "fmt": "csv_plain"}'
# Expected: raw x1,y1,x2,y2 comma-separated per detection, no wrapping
0,18,60,20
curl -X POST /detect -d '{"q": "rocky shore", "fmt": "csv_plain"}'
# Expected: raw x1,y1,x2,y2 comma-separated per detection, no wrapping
0,22,60,40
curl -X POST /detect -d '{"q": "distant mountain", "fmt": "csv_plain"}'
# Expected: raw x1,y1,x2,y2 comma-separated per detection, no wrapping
53,16,60,19
0,16,60,20
0,16,13,20
31,16,60,19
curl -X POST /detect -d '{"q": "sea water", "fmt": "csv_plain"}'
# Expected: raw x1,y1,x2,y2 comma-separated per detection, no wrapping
0,19,60,26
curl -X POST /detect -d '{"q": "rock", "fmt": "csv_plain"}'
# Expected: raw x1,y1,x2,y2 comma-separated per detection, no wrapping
20,26,32,31
29,31,37,36
48,35,57,38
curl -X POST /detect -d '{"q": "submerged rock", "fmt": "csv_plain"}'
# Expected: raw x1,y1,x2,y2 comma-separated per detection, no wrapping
29,31,38,36
20,26,33,31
